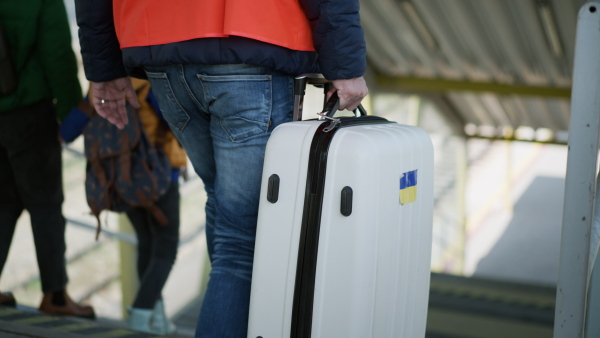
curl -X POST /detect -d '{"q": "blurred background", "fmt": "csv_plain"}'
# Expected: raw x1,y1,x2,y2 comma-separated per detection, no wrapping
0,0,588,337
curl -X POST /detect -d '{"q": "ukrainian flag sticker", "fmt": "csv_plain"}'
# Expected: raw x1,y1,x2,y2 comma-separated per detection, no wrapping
400,170,417,205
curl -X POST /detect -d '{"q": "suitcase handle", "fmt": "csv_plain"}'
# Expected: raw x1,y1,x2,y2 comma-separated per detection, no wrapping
293,74,367,121
320,92,367,119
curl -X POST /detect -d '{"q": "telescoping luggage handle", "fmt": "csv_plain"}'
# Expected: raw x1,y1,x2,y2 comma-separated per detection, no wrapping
293,73,367,121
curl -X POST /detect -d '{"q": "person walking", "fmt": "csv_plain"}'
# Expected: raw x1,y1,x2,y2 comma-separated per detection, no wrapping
60,78,186,334
74,0,368,336
0,0,94,318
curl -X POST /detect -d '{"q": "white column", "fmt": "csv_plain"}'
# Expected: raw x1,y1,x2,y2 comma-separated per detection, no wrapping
555,3,600,337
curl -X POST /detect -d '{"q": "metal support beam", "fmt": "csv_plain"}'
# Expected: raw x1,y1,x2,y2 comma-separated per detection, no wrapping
467,134,567,146
555,3,600,337
456,139,468,274
118,214,139,318
375,74,571,98
585,171,600,337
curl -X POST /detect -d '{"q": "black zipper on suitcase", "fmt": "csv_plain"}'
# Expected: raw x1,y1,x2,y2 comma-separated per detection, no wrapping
290,116,391,338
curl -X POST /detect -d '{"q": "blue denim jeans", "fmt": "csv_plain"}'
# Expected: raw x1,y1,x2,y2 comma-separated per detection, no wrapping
145,64,293,338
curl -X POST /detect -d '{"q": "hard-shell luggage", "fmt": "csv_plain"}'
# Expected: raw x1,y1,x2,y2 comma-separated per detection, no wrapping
248,74,434,338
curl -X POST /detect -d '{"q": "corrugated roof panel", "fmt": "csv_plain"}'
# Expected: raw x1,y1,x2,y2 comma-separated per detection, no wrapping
361,1,411,75
447,93,496,126
360,0,580,140
479,94,514,127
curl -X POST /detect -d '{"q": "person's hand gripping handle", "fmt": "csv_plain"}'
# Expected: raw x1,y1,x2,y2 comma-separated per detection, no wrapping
328,76,368,112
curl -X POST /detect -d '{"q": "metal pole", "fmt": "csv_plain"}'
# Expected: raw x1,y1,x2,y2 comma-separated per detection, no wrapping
118,214,139,318
585,171,600,337
456,137,468,274
554,3,600,337
504,140,513,214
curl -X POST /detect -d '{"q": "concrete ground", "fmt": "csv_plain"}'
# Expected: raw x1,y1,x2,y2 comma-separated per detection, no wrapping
464,139,567,287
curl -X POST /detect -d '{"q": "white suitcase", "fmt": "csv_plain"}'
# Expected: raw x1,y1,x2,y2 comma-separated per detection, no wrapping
248,75,434,338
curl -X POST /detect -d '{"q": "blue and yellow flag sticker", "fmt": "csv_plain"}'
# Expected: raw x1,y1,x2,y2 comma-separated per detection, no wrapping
400,170,417,205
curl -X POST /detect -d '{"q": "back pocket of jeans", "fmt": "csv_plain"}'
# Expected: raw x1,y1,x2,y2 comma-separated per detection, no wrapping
198,74,272,142
145,70,191,132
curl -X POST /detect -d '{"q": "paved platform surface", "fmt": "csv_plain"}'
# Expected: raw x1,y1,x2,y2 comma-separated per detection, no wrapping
0,302,202,338
0,305,161,338
1,271,555,338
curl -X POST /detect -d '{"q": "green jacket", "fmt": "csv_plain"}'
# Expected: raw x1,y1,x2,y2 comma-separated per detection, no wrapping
0,0,81,120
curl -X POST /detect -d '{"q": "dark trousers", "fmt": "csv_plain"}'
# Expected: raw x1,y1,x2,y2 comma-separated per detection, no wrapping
126,180,180,309
0,100,68,293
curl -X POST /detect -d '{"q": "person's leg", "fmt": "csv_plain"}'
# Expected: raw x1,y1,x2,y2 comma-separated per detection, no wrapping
146,64,293,337
126,207,153,293
0,108,33,308
4,102,69,293
0,144,22,308
130,180,180,309
1,101,94,318
125,180,180,334
145,65,217,261
0,125,24,287
198,66,293,338
196,65,292,338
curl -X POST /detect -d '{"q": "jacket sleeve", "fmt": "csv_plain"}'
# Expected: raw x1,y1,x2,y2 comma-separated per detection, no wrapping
59,103,90,143
75,0,127,82
300,0,366,80
38,0,82,121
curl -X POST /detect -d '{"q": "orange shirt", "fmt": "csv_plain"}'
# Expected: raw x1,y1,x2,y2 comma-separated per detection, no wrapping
113,0,315,52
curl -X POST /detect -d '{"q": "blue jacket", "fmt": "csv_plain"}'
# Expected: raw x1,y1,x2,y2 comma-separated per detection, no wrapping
75,0,366,82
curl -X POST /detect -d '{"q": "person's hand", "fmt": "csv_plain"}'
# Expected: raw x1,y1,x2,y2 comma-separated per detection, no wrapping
90,77,140,129
328,76,369,111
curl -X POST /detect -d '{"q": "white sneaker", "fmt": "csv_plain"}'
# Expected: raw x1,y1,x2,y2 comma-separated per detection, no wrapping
127,306,163,334
152,299,177,335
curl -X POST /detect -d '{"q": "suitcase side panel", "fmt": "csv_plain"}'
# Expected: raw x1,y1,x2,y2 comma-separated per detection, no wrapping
311,123,434,338
247,121,322,338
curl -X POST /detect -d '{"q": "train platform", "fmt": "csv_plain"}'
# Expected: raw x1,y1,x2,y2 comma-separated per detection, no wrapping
0,271,555,338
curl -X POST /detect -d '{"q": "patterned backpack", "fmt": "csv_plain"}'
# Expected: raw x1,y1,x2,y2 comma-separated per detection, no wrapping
83,105,171,239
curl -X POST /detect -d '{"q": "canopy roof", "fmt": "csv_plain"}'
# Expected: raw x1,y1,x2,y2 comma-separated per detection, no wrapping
361,0,584,142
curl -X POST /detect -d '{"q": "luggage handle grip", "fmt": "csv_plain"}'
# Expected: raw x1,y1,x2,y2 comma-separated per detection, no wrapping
293,73,367,121
320,92,367,119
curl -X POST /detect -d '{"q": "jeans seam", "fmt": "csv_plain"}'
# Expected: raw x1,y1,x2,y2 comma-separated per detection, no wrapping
196,74,212,105
178,65,207,114
147,70,191,132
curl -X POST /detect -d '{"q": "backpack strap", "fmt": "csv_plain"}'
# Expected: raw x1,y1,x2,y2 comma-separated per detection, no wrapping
78,100,97,118
94,214,102,241
135,189,169,226
86,197,103,240
118,132,132,184
88,144,117,241
89,141,108,187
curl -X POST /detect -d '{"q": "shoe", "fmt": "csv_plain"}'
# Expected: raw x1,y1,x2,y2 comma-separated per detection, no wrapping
38,289,95,319
151,299,176,335
127,307,163,334
0,292,16,307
